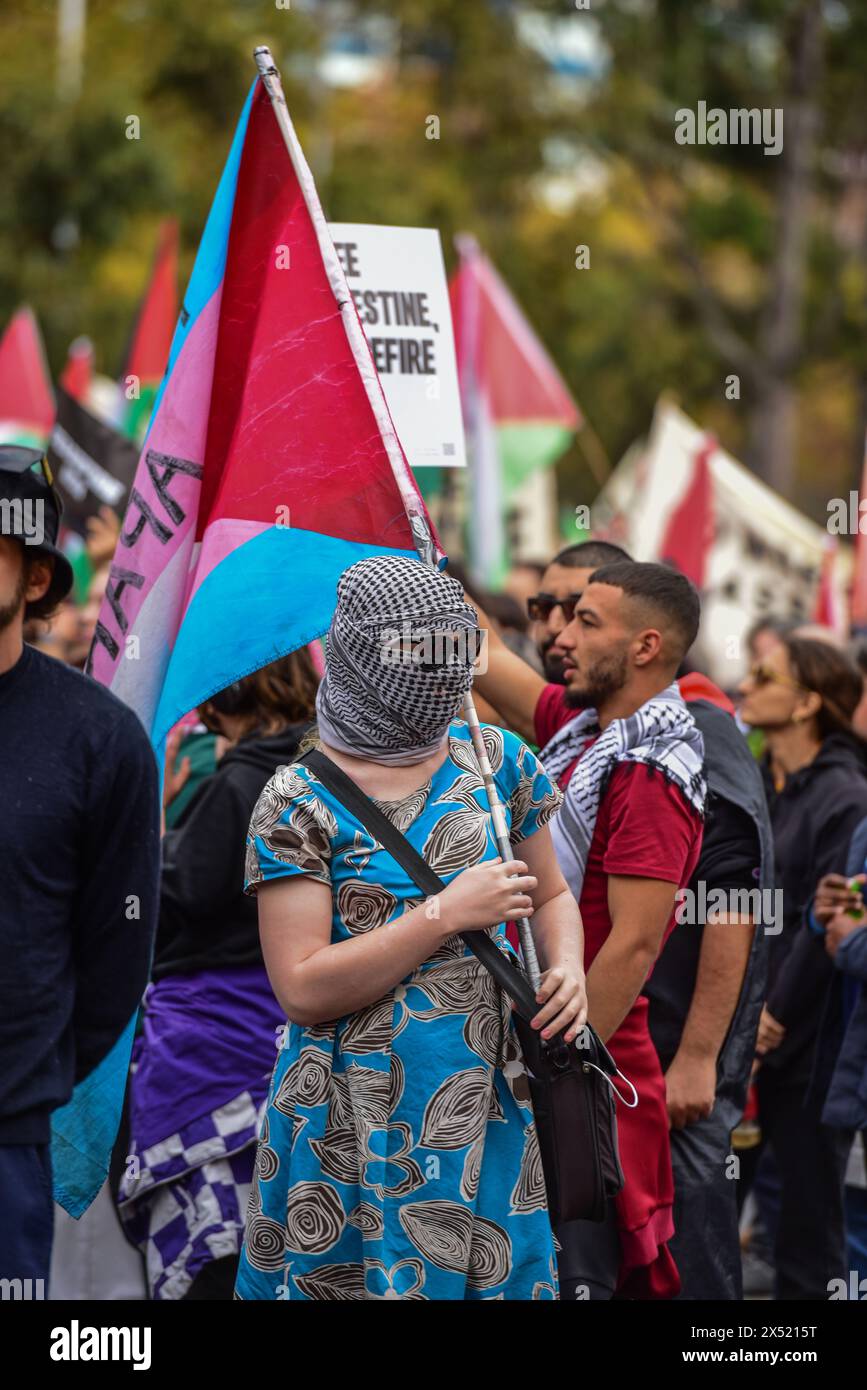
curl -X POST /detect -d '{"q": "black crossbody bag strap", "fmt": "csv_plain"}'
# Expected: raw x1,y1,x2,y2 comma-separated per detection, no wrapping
301,747,539,1022
300,748,628,1228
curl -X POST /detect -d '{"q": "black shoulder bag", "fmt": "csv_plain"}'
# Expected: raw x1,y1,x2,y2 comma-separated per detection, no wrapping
302,747,626,1225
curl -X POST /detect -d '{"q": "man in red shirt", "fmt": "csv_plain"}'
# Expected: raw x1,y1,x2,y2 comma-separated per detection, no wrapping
474,560,705,1299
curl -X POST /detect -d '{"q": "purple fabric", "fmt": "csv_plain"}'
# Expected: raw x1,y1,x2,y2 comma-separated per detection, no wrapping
129,964,285,1153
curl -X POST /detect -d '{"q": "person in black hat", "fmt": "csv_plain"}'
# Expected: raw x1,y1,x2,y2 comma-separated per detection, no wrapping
0,445,160,1291
0,446,74,617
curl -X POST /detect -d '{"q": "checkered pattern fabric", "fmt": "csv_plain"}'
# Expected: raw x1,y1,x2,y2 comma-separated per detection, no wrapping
315,555,480,764
540,681,707,902
118,1090,264,1300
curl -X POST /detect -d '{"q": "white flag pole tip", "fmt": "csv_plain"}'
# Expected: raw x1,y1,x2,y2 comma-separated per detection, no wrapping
254,46,277,77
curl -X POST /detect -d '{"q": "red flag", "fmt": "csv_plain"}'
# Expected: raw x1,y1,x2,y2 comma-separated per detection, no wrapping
124,219,179,386
659,435,716,588
0,306,55,440
812,535,845,636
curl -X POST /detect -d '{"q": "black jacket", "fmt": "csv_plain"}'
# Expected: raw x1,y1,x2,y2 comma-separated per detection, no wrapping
0,645,160,1143
646,699,772,1112
154,724,309,980
762,733,867,1084
822,815,867,1129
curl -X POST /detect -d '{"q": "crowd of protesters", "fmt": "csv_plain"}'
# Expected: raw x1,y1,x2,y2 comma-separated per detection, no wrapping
2,444,867,1301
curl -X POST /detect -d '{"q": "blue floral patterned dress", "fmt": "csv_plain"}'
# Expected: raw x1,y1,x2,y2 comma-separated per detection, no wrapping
235,721,562,1301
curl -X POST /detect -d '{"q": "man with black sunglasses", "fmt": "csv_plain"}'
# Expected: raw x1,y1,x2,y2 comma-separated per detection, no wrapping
526,540,630,683
0,446,160,1291
469,545,771,1300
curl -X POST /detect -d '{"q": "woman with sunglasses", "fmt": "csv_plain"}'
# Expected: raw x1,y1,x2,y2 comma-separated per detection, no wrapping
737,634,867,1299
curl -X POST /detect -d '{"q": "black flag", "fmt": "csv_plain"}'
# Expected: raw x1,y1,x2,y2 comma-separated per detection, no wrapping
47,388,139,536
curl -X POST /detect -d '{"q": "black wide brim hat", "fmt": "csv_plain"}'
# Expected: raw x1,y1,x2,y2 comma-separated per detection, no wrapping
0,444,75,607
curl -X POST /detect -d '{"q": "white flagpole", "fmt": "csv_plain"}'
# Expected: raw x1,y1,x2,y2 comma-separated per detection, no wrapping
57,0,87,102
252,47,541,989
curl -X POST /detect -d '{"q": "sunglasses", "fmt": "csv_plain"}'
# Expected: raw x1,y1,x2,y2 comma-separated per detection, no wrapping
747,662,809,693
527,592,582,623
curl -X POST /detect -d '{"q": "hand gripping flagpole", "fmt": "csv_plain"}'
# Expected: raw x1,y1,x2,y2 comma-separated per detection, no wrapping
252,47,542,990
459,687,542,988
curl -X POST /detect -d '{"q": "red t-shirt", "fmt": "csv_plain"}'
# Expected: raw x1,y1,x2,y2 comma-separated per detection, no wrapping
533,682,702,961
533,682,703,1298
535,682,582,784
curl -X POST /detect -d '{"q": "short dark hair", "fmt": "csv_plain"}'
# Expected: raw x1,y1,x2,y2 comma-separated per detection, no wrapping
552,540,632,570
482,591,528,634
510,559,547,579
587,560,701,662
23,552,59,623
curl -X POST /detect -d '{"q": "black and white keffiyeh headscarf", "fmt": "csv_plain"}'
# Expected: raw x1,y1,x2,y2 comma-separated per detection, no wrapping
541,682,707,901
316,555,480,765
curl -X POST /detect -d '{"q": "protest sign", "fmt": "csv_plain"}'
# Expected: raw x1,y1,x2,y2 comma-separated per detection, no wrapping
329,224,466,470
48,387,139,535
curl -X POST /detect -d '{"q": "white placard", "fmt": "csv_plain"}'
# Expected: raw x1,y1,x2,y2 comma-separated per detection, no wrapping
329,224,466,469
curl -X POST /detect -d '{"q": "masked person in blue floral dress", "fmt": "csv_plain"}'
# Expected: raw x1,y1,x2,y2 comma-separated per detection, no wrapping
235,556,586,1301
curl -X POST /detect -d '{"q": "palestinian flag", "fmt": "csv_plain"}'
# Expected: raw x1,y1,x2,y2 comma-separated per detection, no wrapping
121,218,179,442
449,236,580,584
0,306,55,447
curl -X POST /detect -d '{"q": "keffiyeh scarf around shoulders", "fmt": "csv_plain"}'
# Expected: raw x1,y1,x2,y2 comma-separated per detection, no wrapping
540,682,707,901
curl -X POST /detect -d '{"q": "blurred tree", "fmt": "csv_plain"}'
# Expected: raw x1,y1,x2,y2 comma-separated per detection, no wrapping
0,0,317,374
574,0,867,503
0,0,865,527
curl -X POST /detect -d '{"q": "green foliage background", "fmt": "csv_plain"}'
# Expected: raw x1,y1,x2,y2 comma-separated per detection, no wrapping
1,1,865,520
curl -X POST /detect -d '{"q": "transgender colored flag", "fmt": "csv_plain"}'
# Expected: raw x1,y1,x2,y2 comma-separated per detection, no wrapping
87,74,436,759
54,64,436,1217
